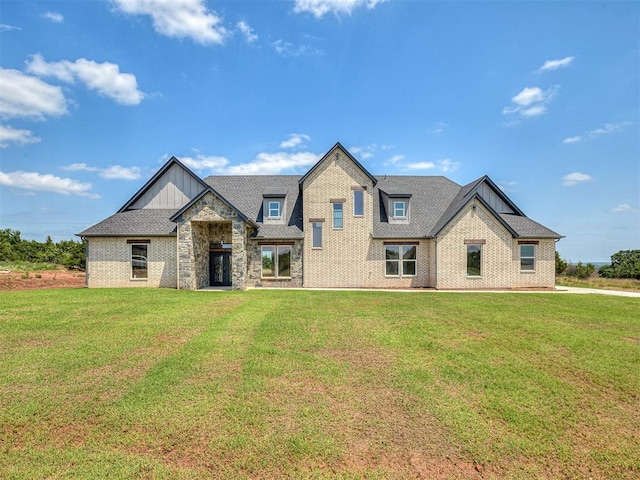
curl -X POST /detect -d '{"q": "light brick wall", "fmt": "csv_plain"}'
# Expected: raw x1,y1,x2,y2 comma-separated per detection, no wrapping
436,201,556,289
86,236,176,288
302,149,376,287
364,239,431,288
511,238,556,288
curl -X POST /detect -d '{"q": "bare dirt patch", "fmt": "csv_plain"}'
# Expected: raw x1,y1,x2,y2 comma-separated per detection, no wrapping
0,269,85,291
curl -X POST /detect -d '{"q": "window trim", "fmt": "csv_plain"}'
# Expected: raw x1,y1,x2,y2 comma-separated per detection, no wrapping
261,245,292,279
520,244,536,271
393,200,407,219
130,242,148,280
333,202,344,229
267,200,282,219
384,243,418,278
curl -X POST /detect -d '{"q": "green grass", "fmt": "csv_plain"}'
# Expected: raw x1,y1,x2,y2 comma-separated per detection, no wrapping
556,275,640,292
1,289,638,479
0,261,61,272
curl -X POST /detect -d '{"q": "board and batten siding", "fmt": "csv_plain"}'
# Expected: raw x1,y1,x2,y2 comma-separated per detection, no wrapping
131,163,204,209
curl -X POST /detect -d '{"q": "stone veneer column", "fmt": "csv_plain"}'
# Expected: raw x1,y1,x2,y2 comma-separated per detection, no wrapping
231,220,247,290
177,221,196,290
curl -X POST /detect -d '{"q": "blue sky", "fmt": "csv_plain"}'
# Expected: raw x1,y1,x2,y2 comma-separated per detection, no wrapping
1,0,638,262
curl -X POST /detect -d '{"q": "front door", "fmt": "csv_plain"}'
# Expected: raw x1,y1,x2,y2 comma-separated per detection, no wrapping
210,251,232,286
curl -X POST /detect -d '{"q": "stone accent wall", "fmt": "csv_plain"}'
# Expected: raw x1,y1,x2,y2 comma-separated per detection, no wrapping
175,191,248,290
246,239,304,288
302,148,377,287
86,236,176,288
435,200,556,289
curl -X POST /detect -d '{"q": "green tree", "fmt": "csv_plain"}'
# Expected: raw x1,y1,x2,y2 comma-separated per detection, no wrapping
555,251,567,275
599,250,640,279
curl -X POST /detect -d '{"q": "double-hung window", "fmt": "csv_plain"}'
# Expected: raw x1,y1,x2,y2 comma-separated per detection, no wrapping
268,201,281,219
385,244,417,277
393,200,407,218
261,245,291,278
520,244,536,271
333,203,343,229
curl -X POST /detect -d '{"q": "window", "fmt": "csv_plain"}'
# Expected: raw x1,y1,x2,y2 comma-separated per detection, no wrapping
466,244,482,276
312,222,322,248
261,246,291,278
393,200,406,218
353,190,364,216
333,202,343,229
520,245,535,271
385,244,417,277
131,244,148,279
268,201,281,219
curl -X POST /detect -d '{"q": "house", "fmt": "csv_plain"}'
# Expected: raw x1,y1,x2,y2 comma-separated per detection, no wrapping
77,142,562,290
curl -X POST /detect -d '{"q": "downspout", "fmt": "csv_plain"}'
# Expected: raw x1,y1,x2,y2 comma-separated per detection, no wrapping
82,237,88,288
434,237,438,290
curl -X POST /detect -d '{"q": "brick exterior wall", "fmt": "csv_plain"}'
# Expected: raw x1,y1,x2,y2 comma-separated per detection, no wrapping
302,149,376,287
365,239,431,288
435,200,556,289
86,236,177,288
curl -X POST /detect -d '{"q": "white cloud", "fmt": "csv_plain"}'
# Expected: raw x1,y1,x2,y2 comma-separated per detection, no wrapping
112,0,228,45
503,86,557,119
612,204,639,213
280,133,310,149
0,170,99,198
405,161,435,170
0,68,68,120
0,125,41,148
225,151,320,175
236,21,257,44
293,0,385,18
42,12,64,23
562,172,591,187
588,121,632,137
563,136,582,144
272,39,323,57
537,56,575,72
350,144,379,159
388,154,404,164
437,158,459,173
62,163,142,180
0,24,21,31
177,154,230,172
497,181,518,193
26,54,144,105
431,121,449,134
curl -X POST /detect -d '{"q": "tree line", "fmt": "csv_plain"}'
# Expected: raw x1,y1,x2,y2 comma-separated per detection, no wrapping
0,229,85,270
556,250,640,279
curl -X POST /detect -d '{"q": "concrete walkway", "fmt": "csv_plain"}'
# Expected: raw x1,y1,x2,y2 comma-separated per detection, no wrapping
553,286,640,298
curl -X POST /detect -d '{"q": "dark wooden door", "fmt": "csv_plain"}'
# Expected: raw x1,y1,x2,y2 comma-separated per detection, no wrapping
210,252,231,286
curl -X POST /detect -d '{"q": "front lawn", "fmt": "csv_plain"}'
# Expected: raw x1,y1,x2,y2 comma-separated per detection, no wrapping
0,289,638,479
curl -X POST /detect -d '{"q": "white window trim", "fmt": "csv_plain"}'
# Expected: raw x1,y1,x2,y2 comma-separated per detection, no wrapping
333,202,344,230
312,222,323,249
520,244,536,272
466,244,482,277
267,200,282,219
393,200,407,219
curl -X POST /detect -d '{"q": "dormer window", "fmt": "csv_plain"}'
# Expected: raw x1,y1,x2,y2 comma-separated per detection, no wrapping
268,201,281,219
263,192,286,224
393,200,407,218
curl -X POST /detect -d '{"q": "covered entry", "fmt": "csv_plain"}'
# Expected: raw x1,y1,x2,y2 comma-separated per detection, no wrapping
210,246,232,286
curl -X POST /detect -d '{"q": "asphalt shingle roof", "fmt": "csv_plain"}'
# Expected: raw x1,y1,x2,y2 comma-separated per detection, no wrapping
77,209,178,237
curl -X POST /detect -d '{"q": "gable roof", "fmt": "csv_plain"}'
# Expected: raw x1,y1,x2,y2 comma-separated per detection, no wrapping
169,186,258,227
118,156,209,212
299,142,378,187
